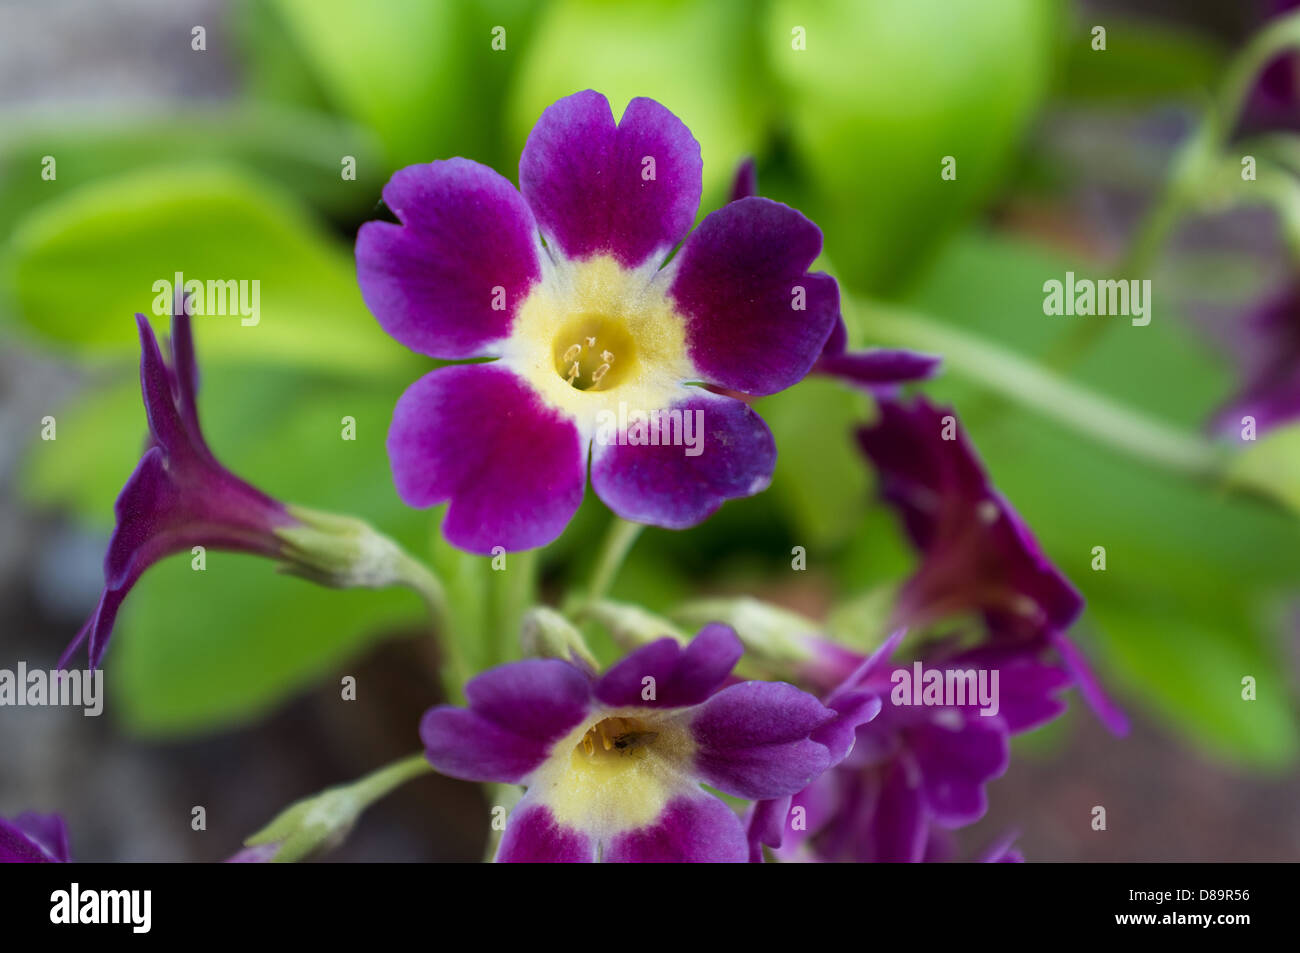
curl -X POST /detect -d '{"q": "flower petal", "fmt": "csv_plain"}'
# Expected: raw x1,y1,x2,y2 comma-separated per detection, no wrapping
861,757,928,862
357,158,543,359
604,794,747,863
669,196,838,396
519,90,702,268
0,812,68,863
590,390,775,529
497,800,596,863
387,363,586,553
1050,631,1130,737
815,348,942,391
907,717,1008,826
691,681,836,800
593,623,741,708
421,659,592,784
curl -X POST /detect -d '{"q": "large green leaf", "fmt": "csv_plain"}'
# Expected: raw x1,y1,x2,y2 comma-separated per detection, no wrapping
4,164,411,378
0,105,383,227
264,0,534,169
763,0,1062,294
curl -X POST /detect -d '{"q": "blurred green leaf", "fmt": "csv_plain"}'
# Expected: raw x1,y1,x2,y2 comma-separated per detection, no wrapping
263,0,533,169
0,105,383,226
509,0,766,206
3,164,410,378
1089,598,1298,767
763,0,1061,294
1227,424,1300,514
758,375,871,549
1058,16,1225,103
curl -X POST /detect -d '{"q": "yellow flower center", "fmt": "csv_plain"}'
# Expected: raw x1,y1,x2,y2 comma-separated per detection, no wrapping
502,255,695,427
552,315,636,392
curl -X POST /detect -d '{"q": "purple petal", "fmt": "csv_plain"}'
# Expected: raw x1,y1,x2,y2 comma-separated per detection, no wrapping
519,90,701,269
815,348,942,391
0,813,68,863
421,659,592,784
744,795,790,862
691,681,836,799
590,390,775,529
728,157,757,202
907,717,1008,826
387,363,587,553
604,794,747,863
136,312,197,462
812,689,882,766
669,196,838,396
860,757,928,862
1051,631,1130,737
976,829,1024,863
593,623,741,709
357,158,542,360
497,801,596,863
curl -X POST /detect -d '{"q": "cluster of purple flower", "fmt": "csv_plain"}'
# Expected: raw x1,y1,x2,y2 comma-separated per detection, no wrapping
6,91,1123,864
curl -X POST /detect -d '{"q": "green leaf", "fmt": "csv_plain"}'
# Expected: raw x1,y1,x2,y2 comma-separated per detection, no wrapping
112,553,420,737
763,0,1062,294
758,375,871,548
1089,599,1298,767
1227,424,1300,514
264,0,534,169
0,105,384,226
4,164,411,378
1058,17,1225,104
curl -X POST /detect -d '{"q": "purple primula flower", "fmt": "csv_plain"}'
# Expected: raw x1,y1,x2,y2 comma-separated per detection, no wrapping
1211,280,1300,436
0,812,71,863
749,631,1069,863
61,299,294,670
357,91,842,554
724,156,941,396
420,624,866,862
857,396,1128,735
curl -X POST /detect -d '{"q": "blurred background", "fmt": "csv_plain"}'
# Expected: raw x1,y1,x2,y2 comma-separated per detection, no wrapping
1,0,1297,861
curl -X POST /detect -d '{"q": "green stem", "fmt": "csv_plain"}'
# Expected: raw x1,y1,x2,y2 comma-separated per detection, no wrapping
245,752,434,862
401,544,470,704
493,548,538,666
350,751,435,804
860,299,1225,479
586,517,644,606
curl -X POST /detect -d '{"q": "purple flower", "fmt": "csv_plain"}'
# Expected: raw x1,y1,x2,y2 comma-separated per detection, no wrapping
356,91,842,554
419,624,863,862
1235,1,1300,140
725,157,941,396
61,299,294,670
0,812,71,863
857,396,1128,735
749,632,1069,863
1212,281,1300,435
